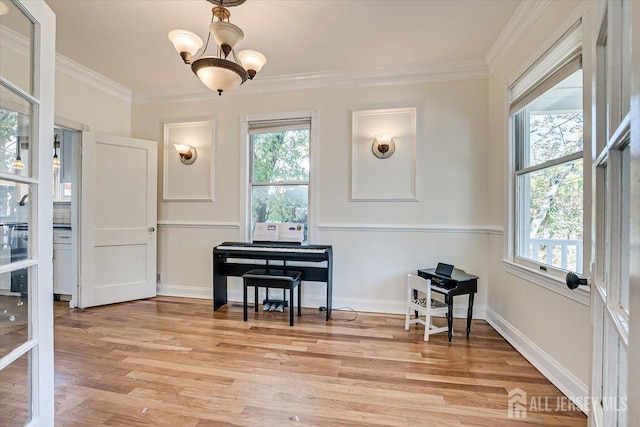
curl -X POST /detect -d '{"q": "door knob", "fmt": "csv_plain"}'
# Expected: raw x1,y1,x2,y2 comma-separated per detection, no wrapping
148,226,155,232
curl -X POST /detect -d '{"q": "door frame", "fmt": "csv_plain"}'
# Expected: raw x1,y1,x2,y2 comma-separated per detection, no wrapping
626,1,640,424
0,0,56,424
589,0,636,425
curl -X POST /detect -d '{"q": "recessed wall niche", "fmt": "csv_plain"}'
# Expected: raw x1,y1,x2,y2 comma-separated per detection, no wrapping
351,107,417,201
163,119,215,201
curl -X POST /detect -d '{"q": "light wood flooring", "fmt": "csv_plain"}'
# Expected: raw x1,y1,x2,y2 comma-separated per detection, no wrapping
44,297,586,426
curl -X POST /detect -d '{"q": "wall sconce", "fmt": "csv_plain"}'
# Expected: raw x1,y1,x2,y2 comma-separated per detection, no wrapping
372,134,395,159
173,144,197,165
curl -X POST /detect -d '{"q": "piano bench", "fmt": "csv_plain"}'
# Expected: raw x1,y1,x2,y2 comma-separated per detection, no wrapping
242,268,302,326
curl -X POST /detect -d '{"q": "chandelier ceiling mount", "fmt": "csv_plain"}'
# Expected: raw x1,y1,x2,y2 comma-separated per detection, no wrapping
168,0,266,96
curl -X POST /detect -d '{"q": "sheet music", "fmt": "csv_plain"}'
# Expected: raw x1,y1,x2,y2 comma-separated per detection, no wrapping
253,223,279,242
253,222,304,243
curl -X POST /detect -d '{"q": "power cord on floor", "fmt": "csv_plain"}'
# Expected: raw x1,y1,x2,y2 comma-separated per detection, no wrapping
320,306,358,322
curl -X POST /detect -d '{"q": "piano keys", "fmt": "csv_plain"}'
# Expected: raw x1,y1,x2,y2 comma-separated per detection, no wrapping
417,266,478,342
213,242,333,320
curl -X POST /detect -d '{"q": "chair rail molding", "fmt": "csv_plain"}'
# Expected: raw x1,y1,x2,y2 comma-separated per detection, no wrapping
318,223,503,234
157,220,239,229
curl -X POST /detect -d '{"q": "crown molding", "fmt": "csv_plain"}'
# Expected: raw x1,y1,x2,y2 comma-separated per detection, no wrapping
55,55,132,103
484,0,552,75
0,24,25,57
1,25,131,103
3,23,488,106
131,59,489,105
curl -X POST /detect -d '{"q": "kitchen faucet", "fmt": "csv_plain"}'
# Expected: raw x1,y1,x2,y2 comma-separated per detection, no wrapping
19,194,29,206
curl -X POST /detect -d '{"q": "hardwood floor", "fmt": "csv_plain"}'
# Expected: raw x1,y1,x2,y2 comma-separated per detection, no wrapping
50,297,587,426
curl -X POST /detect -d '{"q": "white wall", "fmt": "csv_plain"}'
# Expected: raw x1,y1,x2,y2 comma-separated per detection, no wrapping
55,73,131,135
0,28,131,135
486,0,591,403
132,79,491,315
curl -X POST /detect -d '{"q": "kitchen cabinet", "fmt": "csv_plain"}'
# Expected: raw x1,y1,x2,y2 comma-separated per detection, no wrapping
53,229,72,295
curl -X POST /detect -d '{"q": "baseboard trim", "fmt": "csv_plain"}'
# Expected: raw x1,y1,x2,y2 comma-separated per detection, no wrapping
486,307,589,414
157,284,212,299
156,284,485,319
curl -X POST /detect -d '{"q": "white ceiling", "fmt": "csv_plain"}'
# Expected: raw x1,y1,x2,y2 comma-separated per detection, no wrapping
44,0,522,100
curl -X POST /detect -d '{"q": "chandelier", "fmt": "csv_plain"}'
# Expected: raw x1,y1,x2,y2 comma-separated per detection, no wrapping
168,0,266,96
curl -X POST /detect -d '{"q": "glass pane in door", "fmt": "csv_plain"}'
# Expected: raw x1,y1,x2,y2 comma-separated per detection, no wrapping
0,0,34,95
0,180,31,259
1,85,33,177
619,146,630,314
617,343,628,427
1,0,56,424
0,263,33,357
621,0,631,118
0,350,32,426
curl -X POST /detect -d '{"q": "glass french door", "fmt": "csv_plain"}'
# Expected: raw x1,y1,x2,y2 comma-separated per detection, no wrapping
0,1,56,426
591,1,633,426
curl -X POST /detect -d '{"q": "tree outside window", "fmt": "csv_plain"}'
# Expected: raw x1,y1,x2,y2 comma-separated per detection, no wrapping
250,127,309,241
515,70,584,273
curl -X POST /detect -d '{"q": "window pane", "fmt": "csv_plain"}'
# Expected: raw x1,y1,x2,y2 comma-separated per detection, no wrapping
620,146,630,314
603,163,610,289
252,185,308,239
522,70,583,168
617,342,628,427
518,160,583,272
252,129,309,183
0,265,33,358
0,0,34,95
0,180,31,260
596,161,609,293
621,0,631,118
0,350,33,426
1,89,33,177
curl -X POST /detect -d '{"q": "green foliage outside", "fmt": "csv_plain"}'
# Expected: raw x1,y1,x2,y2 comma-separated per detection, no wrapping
524,112,584,271
251,129,309,232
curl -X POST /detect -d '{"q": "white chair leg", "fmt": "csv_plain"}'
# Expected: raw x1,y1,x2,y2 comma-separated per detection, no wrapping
405,308,411,330
423,313,431,341
405,287,412,330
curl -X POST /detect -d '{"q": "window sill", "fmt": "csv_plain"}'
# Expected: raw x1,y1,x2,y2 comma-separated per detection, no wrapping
502,259,590,306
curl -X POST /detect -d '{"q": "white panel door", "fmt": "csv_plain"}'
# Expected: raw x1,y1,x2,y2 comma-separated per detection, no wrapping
79,132,157,308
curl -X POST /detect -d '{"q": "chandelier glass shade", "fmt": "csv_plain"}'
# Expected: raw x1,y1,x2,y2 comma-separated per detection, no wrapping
192,57,247,93
168,0,266,95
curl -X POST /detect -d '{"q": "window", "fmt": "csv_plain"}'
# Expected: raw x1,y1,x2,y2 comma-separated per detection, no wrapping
248,118,311,241
510,23,584,275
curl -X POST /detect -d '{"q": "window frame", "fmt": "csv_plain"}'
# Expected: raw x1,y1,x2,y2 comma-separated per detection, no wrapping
503,16,591,305
240,110,318,243
513,103,585,276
